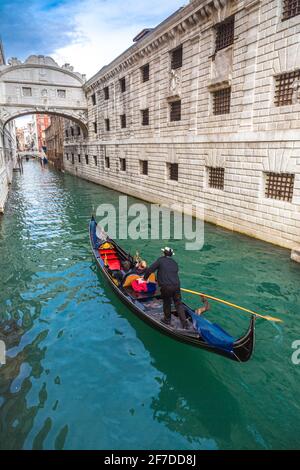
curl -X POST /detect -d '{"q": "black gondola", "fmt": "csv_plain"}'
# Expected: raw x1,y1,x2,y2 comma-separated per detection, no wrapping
89,217,255,362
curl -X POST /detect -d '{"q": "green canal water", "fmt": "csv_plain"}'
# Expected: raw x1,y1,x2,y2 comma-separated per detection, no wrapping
0,160,299,450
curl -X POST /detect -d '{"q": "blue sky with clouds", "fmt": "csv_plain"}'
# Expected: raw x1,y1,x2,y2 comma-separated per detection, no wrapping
0,0,185,78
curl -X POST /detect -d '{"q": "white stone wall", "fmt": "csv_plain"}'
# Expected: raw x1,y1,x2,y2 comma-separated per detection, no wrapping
0,120,17,212
64,0,300,254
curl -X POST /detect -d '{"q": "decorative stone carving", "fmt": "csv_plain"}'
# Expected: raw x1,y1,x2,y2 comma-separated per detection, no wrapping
168,69,182,97
209,46,233,89
262,148,296,173
8,57,22,66
41,89,48,97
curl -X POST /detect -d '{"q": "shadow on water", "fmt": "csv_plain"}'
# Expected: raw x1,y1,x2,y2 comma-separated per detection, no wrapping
92,263,241,449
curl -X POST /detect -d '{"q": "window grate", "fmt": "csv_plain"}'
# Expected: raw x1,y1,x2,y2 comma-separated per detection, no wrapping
215,16,235,52
93,121,97,133
208,167,225,190
213,88,231,115
85,155,89,165
275,70,300,106
141,64,150,82
170,100,181,122
141,109,149,126
171,45,183,70
105,118,110,131
265,172,294,202
120,77,126,93
93,155,97,166
168,163,178,181
105,157,110,168
282,0,300,20
57,89,66,98
120,158,126,171
78,154,81,163
120,114,126,129
91,93,96,105
140,160,148,175
104,86,109,100
22,87,32,97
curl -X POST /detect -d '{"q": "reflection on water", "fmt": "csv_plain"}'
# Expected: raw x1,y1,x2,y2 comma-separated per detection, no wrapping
0,161,300,450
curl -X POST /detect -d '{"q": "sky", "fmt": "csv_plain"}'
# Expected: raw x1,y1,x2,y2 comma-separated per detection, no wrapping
0,0,186,80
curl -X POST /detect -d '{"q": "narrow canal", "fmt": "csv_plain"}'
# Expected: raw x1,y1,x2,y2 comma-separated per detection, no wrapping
0,160,299,450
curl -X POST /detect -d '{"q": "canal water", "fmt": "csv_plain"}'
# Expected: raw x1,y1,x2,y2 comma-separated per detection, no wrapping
0,160,299,450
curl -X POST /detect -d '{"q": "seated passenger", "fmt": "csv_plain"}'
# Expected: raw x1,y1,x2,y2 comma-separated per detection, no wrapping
135,260,147,275
108,260,132,284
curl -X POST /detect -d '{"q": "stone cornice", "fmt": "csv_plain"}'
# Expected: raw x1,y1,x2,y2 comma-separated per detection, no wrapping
85,0,240,92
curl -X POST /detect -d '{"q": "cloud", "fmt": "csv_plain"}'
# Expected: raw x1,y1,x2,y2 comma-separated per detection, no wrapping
50,0,186,78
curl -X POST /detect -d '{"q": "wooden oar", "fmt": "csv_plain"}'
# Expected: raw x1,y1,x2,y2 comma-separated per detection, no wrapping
181,287,283,323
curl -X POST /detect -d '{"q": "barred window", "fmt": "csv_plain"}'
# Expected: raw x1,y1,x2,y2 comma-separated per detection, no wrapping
282,0,300,20
93,121,97,133
65,130,68,138
120,77,126,93
120,114,126,129
105,118,110,131
104,86,109,100
78,154,81,163
170,100,181,122
215,16,235,52
141,109,149,126
167,163,178,181
57,89,66,98
91,93,96,105
105,157,110,168
208,167,225,190
140,160,148,175
71,127,74,136
275,70,300,106
171,45,183,70
77,126,81,136
265,172,294,202
66,153,69,160
85,154,89,165
213,88,231,115
71,153,74,164
120,158,126,171
22,87,32,97
141,63,150,82
93,155,97,166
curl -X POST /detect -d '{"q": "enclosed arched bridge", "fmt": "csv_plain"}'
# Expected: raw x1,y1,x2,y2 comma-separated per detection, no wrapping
0,55,88,135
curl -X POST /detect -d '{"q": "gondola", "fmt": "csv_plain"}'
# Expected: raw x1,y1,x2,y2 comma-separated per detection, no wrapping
89,216,255,362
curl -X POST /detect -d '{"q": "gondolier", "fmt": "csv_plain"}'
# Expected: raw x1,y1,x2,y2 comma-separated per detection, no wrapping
143,247,188,328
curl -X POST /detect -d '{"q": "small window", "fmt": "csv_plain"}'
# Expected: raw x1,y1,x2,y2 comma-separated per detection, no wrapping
274,70,300,106
120,114,126,129
57,89,66,98
22,87,32,97
66,153,69,161
140,160,148,175
93,155,97,166
171,45,183,70
215,16,235,52
208,167,225,190
93,121,97,133
120,77,126,93
78,154,81,163
104,86,109,100
141,64,150,82
77,126,81,136
120,158,126,171
65,130,68,138
141,109,149,126
105,156,110,168
85,154,89,164
91,93,96,105
282,0,300,20
71,127,74,136
167,163,178,181
170,100,181,122
213,88,231,115
71,153,74,164
265,172,294,202
105,118,110,131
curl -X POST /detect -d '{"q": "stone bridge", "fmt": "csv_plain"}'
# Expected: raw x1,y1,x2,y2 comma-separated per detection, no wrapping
0,55,88,136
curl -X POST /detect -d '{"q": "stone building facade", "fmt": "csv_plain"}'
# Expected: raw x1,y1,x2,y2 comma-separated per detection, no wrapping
0,42,17,213
50,2,300,258
45,116,65,170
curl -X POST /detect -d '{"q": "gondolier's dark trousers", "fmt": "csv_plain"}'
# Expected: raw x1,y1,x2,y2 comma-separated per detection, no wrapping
160,285,187,327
